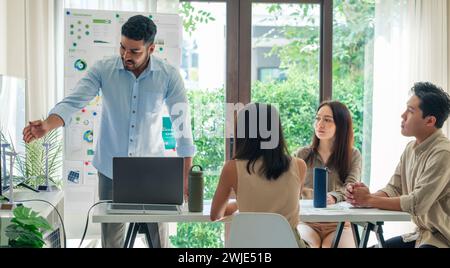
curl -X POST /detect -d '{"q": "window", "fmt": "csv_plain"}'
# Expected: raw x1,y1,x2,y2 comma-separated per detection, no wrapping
332,0,375,184
174,0,332,248
173,1,226,248
0,75,26,154
251,2,321,152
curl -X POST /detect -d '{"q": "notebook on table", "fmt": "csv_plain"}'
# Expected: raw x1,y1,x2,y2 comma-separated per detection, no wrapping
106,157,184,215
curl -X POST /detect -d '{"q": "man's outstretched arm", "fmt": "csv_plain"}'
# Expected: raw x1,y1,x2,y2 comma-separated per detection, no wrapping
23,114,64,143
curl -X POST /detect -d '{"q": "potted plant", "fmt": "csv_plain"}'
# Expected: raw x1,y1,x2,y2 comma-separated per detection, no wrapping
5,205,53,248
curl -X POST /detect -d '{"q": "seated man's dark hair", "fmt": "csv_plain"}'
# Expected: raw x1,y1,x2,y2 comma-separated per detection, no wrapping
412,82,450,129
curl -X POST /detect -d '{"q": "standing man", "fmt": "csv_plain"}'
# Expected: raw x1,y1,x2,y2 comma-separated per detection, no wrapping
22,15,196,248
346,82,450,248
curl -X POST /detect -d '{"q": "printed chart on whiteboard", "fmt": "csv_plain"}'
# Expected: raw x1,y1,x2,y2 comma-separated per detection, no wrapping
63,9,182,215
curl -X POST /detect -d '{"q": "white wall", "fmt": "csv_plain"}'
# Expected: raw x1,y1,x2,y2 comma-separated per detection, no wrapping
0,0,26,78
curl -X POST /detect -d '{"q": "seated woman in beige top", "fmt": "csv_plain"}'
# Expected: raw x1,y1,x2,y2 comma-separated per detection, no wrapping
210,103,308,247
296,101,361,248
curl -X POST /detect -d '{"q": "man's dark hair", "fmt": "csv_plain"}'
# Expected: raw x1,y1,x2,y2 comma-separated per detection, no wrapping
121,15,157,45
412,82,450,129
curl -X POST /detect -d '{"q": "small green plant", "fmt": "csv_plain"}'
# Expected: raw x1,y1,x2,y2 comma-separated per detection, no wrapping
5,205,53,248
1,129,63,189
17,129,63,189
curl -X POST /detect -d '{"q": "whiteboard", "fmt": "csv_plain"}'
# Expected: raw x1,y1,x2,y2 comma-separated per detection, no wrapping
63,9,182,238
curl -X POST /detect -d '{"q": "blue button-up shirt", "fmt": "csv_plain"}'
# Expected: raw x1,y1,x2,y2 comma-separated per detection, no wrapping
50,55,196,179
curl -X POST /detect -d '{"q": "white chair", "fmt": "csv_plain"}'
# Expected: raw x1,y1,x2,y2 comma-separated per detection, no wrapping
227,212,299,248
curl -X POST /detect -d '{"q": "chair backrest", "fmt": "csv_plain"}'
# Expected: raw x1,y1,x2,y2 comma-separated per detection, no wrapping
227,212,299,248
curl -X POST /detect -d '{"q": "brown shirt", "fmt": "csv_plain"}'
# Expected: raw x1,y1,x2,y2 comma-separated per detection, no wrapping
296,147,362,202
380,129,450,248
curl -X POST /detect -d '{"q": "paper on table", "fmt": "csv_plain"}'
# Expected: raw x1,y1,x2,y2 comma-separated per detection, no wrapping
313,202,353,211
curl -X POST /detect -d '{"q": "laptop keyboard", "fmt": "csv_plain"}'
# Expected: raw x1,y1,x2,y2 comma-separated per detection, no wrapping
109,204,178,211
110,204,144,210
144,204,178,211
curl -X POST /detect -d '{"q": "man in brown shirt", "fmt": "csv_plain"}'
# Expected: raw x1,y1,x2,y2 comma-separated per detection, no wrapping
346,82,450,248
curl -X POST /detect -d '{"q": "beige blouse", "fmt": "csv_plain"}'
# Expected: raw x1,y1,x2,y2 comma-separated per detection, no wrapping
235,159,302,229
295,147,361,202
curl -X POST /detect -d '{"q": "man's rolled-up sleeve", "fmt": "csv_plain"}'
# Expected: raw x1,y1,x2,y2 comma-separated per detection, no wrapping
49,62,102,125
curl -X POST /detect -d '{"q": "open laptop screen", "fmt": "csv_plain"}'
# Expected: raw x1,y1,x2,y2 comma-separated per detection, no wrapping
112,157,184,205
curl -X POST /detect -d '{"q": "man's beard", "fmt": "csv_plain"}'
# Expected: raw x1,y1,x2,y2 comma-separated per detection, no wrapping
122,54,150,71
123,59,136,71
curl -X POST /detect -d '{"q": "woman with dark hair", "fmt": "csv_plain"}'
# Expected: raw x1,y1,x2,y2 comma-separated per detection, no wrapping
296,101,361,248
211,103,308,247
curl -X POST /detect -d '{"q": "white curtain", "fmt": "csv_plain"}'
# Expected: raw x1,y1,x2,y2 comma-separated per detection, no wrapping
371,0,448,191
0,0,59,122
0,0,26,79
371,0,447,239
0,76,26,154
26,0,57,121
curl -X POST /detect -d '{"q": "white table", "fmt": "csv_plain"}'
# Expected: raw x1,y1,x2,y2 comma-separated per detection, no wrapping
300,200,411,247
300,200,410,222
92,200,411,248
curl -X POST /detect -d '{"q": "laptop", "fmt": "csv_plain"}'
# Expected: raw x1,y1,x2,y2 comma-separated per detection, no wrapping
106,157,184,214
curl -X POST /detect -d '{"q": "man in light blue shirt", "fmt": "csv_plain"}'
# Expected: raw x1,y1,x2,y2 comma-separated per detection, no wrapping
23,15,196,248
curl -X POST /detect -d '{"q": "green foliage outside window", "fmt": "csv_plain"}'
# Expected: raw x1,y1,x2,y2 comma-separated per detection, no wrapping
170,88,225,248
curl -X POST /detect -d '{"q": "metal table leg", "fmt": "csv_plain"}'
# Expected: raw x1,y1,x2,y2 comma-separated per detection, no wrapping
351,223,361,247
331,222,345,248
128,223,140,248
358,223,372,248
123,222,136,248
374,222,386,248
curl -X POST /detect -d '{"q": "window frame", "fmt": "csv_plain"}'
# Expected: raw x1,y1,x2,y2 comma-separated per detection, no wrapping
180,0,333,159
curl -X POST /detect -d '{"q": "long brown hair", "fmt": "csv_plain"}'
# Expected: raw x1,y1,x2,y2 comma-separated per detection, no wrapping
305,101,354,182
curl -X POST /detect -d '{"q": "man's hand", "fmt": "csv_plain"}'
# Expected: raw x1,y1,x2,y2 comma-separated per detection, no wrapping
345,182,367,203
22,120,49,143
327,194,337,205
348,183,372,208
351,186,372,207
22,115,64,144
